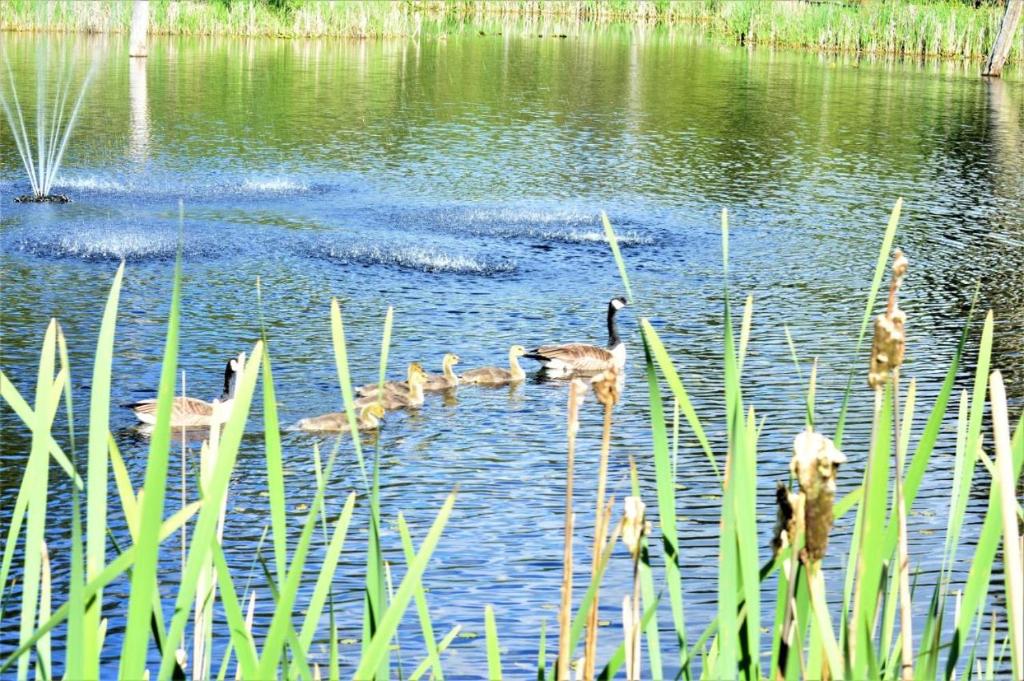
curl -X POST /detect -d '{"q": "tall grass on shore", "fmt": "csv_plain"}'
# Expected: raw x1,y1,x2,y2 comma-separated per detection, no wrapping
473,0,1016,60
0,0,1018,61
1,200,1022,678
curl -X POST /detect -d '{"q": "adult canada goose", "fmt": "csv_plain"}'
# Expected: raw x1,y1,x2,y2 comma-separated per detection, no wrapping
524,297,628,376
128,352,246,427
424,353,460,391
296,402,386,433
355,363,429,410
460,345,527,386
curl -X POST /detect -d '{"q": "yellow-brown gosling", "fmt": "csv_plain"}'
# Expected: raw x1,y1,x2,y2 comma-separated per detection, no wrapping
523,297,627,376
460,345,527,386
296,402,386,433
355,361,419,398
424,353,460,391
356,363,429,410
129,351,246,427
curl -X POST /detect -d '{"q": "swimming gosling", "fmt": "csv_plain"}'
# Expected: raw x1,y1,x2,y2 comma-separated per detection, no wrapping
460,345,527,386
355,363,429,410
423,353,460,391
296,402,386,433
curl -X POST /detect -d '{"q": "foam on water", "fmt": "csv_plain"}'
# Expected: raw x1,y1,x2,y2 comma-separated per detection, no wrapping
312,242,516,275
240,177,310,193
5,227,214,262
53,175,127,193
425,206,657,246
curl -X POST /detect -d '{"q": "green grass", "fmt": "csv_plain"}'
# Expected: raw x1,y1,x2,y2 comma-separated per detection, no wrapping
0,199,1021,679
0,0,1018,61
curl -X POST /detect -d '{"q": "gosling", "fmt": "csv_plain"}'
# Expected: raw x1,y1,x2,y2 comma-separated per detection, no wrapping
356,362,429,410
296,402,386,433
460,345,527,386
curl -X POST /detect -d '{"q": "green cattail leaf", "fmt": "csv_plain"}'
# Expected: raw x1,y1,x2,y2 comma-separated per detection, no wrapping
485,605,502,680
398,513,444,681
354,492,457,680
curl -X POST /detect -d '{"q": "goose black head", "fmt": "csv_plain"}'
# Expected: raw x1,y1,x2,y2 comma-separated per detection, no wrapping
607,297,628,347
222,351,246,399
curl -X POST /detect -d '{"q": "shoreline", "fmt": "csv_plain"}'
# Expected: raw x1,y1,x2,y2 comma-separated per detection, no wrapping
0,0,1020,64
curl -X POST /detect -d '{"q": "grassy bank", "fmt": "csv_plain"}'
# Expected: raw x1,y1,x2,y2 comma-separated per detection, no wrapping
0,0,1019,61
1,202,1022,679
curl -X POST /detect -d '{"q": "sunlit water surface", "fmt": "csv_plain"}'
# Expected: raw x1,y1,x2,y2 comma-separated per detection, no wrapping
2,28,1023,677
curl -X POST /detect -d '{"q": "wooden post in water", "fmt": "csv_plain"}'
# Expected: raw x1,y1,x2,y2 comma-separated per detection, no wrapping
983,0,1022,77
129,0,149,58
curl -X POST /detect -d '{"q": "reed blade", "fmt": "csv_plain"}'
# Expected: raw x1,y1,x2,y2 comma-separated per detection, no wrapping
0,502,199,675
212,543,259,679
485,605,503,680
260,349,288,584
835,198,902,447
17,321,60,681
56,325,86,681
84,261,124,675
354,492,457,680
398,513,445,681
155,339,264,681
0,371,82,487
298,493,357,650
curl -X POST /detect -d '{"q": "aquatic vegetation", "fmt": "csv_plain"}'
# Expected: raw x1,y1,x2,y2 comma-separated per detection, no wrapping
0,0,1016,61
0,201,1021,679
0,42,93,201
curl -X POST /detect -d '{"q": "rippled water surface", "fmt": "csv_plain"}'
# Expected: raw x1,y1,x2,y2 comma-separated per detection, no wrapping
2,29,1023,676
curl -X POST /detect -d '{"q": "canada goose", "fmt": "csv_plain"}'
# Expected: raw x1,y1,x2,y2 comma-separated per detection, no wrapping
296,402,386,433
424,353,460,391
355,363,429,410
460,345,527,386
128,352,246,427
355,361,421,398
523,297,627,376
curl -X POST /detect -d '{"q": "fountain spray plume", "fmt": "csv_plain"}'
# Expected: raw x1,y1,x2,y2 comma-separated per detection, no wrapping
1,42,95,203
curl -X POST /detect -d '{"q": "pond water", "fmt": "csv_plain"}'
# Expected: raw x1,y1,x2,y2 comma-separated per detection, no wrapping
2,26,1023,677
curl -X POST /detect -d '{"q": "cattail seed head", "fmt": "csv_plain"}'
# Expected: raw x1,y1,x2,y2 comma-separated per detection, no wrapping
622,496,647,558
892,248,908,280
868,308,906,390
591,367,620,407
791,430,845,563
870,248,910,389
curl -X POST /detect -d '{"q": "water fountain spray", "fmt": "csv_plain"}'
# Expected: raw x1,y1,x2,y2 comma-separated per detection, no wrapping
1,43,95,203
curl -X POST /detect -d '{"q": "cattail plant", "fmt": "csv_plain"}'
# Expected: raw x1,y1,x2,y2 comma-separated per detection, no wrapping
774,430,846,679
621,496,649,681
862,248,915,680
583,366,620,679
558,378,587,681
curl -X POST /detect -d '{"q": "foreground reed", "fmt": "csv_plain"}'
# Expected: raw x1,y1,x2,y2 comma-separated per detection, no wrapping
1,200,1021,679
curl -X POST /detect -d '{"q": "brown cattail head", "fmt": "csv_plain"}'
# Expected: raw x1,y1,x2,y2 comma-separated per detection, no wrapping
622,496,648,559
891,248,908,281
591,366,620,407
790,430,846,563
870,249,910,389
868,308,907,390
